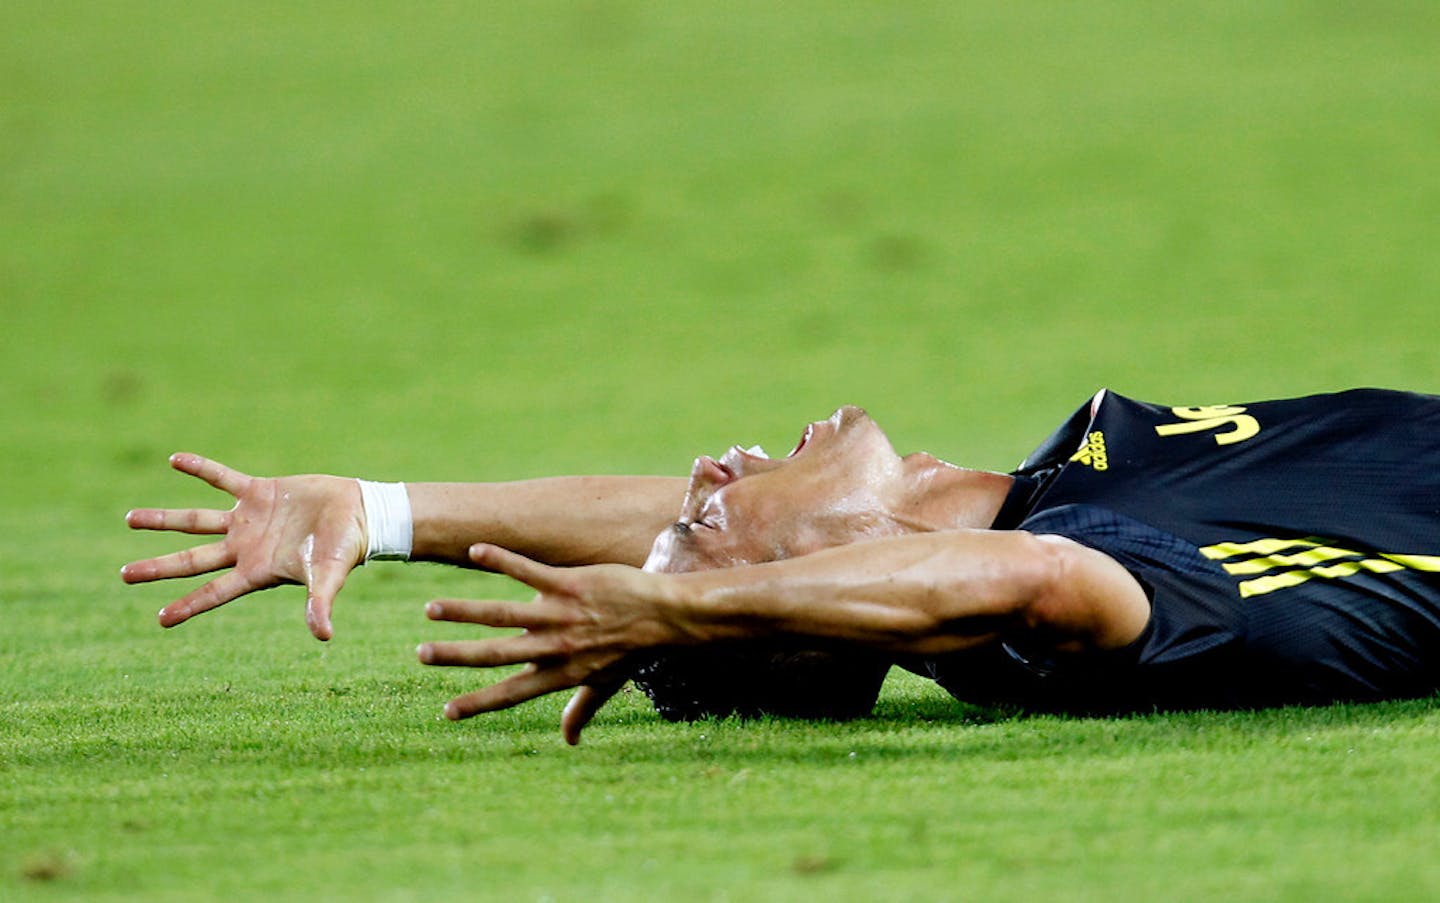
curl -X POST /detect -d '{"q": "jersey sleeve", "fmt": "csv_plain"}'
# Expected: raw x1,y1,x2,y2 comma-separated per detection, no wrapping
1006,503,1440,711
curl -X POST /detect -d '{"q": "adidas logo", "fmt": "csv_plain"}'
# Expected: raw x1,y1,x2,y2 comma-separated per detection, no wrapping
1069,431,1109,471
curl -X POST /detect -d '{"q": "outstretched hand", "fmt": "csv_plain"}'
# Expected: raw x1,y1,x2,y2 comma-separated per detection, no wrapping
122,453,366,640
419,544,688,745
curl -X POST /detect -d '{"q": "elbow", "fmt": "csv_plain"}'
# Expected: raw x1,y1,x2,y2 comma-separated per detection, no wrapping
1014,532,1149,651
1011,533,1092,635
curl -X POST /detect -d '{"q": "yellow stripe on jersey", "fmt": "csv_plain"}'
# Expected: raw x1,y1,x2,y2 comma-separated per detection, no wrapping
1200,536,1440,599
1237,559,1406,598
1199,537,1321,560
1380,553,1440,572
1219,544,1362,575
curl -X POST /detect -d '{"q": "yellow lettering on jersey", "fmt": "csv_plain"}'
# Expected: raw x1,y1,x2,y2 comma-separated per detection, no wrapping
1200,536,1440,599
1154,405,1261,446
1068,431,1109,471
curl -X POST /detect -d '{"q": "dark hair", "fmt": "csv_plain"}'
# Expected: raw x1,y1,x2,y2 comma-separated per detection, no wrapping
632,641,890,722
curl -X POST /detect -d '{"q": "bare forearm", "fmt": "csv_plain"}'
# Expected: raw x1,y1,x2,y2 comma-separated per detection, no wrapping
668,530,1136,655
407,476,687,568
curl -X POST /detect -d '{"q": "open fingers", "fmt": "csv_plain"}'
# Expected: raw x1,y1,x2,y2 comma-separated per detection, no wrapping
157,570,258,628
121,540,236,584
418,635,567,669
425,598,575,630
442,665,578,719
170,452,252,497
467,544,568,593
125,507,230,535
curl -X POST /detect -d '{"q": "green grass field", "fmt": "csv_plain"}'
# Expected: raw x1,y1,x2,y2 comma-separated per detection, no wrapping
5,2,1440,899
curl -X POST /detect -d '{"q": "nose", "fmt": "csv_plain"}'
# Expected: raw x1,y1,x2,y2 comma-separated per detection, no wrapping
678,455,734,521
691,455,735,492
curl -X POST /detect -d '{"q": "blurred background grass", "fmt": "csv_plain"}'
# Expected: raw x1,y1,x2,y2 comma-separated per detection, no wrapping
7,2,1438,492
4,1,1440,898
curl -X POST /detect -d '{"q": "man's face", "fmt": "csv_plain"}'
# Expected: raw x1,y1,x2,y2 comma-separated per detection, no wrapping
645,406,909,574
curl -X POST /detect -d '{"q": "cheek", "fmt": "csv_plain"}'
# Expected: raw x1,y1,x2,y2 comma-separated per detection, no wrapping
794,509,900,557
710,484,883,563
642,533,678,572
644,525,742,574
643,529,706,573
715,498,792,561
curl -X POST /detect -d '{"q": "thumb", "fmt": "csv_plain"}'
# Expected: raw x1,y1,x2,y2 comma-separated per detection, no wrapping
305,553,353,642
561,681,624,746
303,525,365,641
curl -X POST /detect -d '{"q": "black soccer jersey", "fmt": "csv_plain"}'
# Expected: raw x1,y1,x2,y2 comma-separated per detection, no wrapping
926,388,1440,713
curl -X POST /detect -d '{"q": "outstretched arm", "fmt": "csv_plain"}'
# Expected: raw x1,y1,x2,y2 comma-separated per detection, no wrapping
123,453,685,639
405,477,686,568
420,530,1151,743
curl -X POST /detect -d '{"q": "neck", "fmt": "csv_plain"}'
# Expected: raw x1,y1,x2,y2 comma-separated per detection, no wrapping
890,453,1014,533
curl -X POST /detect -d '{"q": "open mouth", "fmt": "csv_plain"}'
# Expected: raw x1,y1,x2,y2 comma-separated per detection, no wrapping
727,444,771,462
719,420,821,473
788,422,817,457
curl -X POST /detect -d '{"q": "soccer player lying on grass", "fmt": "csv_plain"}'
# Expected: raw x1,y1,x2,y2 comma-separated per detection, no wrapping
124,390,1440,744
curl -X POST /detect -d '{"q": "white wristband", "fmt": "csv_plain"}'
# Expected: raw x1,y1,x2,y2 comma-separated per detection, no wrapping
357,479,413,561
